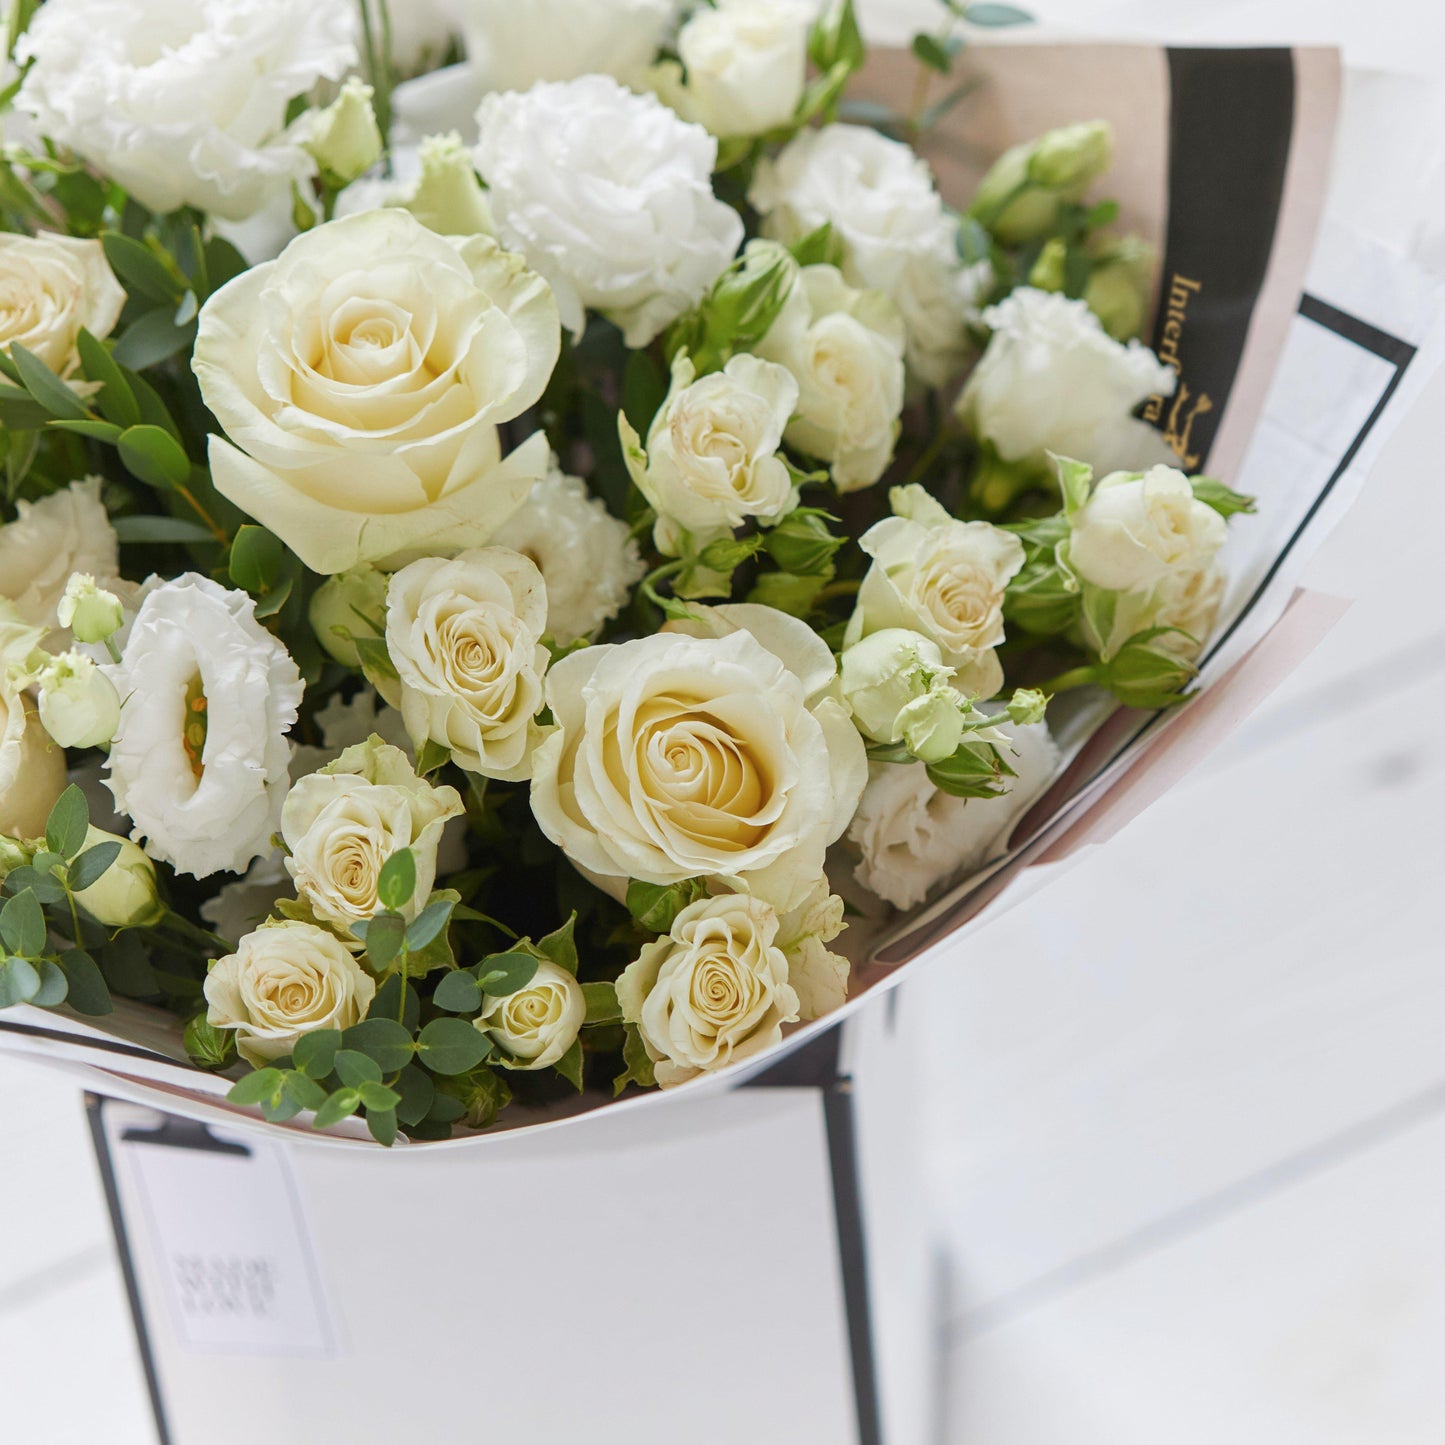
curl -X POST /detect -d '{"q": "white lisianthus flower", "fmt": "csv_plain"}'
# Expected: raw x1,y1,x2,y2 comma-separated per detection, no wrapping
475,76,743,346
755,256,906,492
102,576,304,879
193,209,560,576
491,464,644,646
204,921,377,1068
477,961,587,1071
386,548,551,781
531,603,867,913
0,682,66,839
72,825,164,929
0,233,124,376
618,892,800,1087
281,737,464,931
34,651,121,750
622,352,799,544
838,629,964,763
656,0,814,140
200,854,293,948
1068,465,1228,594
456,0,675,94
847,718,1060,911
16,0,357,222
0,479,119,634
957,288,1178,476
845,485,1025,699
776,879,850,1022
750,124,987,386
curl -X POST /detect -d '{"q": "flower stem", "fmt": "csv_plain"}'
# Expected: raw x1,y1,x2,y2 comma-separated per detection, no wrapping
175,485,229,546
1040,665,1100,696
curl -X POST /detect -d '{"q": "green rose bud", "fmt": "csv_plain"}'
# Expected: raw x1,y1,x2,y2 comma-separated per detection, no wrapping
1101,630,1199,709
73,825,165,929
309,564,389,668
763,509,843,576
35,651,121,749
896,689,965,764
184,1013,237,1071
57,574,124,646
839,628,961,747
0,834,34,877
1006,687,1049,728
970,120,1114,246
746,569,831,617
403,131,494,238
305,76,383,187
1083,235,1155,341
1028,237,1069,293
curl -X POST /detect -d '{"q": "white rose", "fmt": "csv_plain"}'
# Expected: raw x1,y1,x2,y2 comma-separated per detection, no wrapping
204,921,377,1068
957,288,1178,476
72,825,163,929
845,485,1025,699
776,879,850,1022
658,0,814,139
750,124,987,386
1068,465,1228,594
385,547,550,781
491,463,644,647
622,352,799,543
0,479,119,634
34,651,121,750
847,718,1060,911
193,209,561,576
531,603,867,913
477,960,586,1071
0,682,65,839
617,892,801,1087
475,76,743,347
16,0,357,222
755,257,905,492
0,233,124,376
103,575,304,879
456,0,675,94
281,736,464,931
1111,562,1227,663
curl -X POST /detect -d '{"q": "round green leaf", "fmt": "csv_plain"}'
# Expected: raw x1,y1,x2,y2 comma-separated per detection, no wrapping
292,1029,342,1080
227,1068,284,1108
340,1018,414,1073
415,1017,491,1076
1,889,47,960
333,1049,383,1088
312,1089,362,1131
377,849,417,913
118,424,191,490
432,970,483,1015
45,784,90,861
0,957,41,1008
59,950,112,1017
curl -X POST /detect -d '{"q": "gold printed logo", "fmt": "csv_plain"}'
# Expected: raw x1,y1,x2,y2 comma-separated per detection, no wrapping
1143,272,1212,468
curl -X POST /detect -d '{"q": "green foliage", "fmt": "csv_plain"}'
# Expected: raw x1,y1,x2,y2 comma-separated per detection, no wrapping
1192,477,1257,518
45,786,89,861
377,850,417,913
627,877,707,935
415,1017,492,1076
184,1014,236,1070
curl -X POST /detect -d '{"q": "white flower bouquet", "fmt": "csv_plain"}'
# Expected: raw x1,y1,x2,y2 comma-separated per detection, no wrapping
0,0,1358,1144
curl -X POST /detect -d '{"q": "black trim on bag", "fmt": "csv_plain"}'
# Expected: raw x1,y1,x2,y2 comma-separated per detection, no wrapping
0,1016,179,1066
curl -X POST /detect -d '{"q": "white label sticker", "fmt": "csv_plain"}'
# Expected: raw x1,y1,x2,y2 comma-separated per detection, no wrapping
119,1126,338,1358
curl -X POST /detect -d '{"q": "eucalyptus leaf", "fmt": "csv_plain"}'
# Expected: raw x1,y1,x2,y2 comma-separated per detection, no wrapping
341,1017,415,1073
365,1106,399,1147
432,970,483,1014
227,1067,284,1108
118,424,191,491
377,849,416,912
475,951,539,999
45,784,89,860
334,1048,383,1088
68,842,122,893
112,515,220,546
292,1029,342,1080
59,950,111,1016
364,912,406,971
415,1017,491,1076
11,343,90,420
31,959,69,1008
1,889,46,959
313,1089,362,1130
0,957,41,1009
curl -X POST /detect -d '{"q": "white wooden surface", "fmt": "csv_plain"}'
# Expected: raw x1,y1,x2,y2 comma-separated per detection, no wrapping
4,3,1445,1443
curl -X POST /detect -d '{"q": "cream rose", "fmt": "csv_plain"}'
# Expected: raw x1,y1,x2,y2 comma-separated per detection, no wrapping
491,463,645,647
956,288,1178,476
750,123,987,386
72,825,163,930
1068,465,1228,594
622,352,799,543
475,75,743,346
1111,563,1227,663
617,893,800,1087
755,256,906,492
385,547,550,781
847,717,1060,911
845,485,1025,699
0,233,124,376
456,0,676,94
0,682,66,840
193,209,561,575
0,479,119,634
204,921,377,1068
16,0,357,222
281,736,464,931
531,603,866,913
657,0,814,139
102,575,304,879
477,960,586,1071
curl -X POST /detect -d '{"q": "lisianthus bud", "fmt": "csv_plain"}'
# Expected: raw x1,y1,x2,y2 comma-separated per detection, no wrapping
896,688,965,763
309,564,389,668
1102,632,1199,709
305,77,383,187
35,651,120,749
970,120,1114,246
839,628,961,746
404,131,494,237
1006,688,1049,728
57,574,125,645
73,824,164,929
1083,235,1155,341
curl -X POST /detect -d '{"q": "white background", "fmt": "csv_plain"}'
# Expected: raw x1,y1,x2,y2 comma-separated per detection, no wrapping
5,2,1445,1442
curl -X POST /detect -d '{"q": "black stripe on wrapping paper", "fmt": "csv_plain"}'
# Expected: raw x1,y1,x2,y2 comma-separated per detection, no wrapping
1144,49,1295,469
